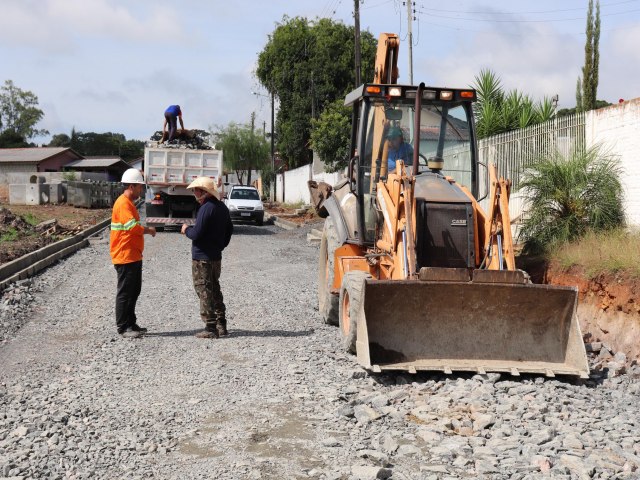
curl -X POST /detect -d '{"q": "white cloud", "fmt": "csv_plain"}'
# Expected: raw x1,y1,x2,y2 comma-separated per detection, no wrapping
0,0,185,53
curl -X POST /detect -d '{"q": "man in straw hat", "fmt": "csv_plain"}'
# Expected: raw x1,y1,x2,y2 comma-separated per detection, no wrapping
181,177,233,339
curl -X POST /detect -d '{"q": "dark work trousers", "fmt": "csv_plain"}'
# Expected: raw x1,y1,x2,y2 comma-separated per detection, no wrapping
192,259,226,332
165,112,178,141
114,261,142,333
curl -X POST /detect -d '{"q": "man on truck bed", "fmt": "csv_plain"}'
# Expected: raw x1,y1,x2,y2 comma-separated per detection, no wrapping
161,104,184,143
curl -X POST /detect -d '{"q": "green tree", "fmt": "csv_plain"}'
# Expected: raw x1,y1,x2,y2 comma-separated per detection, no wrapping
310,99,351,171
56,130,143,162
256,16,376,169
0,129,30,148
48,133,71,147
517,146,624,254
472,69,556,139
214,122,270,186
576,0,600,112
0,80,48,143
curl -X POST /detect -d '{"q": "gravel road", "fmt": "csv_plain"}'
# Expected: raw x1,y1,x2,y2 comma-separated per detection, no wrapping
1,220,640,479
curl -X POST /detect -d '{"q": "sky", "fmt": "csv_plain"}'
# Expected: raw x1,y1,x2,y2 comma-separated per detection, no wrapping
1,0,639,145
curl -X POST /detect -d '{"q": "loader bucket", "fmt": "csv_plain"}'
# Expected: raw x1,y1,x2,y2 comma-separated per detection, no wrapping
355,278,589,378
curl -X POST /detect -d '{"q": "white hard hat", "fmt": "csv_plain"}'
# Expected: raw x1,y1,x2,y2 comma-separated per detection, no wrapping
121,168,145,184
187,176,219,199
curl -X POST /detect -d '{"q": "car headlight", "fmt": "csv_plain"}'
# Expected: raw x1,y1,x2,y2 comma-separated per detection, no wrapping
228,204,237,211
255,204,264,211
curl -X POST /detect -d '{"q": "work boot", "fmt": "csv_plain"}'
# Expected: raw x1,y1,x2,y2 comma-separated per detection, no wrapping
131,324,148,333
216,324,228,337
119,328,142,339
195,330,219,339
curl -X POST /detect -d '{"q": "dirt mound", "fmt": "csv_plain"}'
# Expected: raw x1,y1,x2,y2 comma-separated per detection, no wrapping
0,207,31,234
546,264,640,365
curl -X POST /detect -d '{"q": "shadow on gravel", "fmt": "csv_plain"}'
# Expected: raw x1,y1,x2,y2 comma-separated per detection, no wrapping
143,328,313,338
144,329,201,337
230,328,314,338
230,224,277,236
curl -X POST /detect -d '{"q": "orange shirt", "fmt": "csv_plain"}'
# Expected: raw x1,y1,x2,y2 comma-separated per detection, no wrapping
110,194,144,264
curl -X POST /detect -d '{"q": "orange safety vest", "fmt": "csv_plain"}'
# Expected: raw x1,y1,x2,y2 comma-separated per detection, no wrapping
110,194,144,264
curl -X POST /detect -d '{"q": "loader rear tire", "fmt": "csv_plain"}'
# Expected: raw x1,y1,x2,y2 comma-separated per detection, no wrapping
318,218,340,325
339,271,371,354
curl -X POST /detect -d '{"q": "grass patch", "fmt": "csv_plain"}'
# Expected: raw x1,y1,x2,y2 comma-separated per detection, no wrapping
0,228,19,242
22,212,41,226
550,229,640,278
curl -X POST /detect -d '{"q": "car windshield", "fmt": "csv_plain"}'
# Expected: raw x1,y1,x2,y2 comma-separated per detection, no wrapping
230,189,260,200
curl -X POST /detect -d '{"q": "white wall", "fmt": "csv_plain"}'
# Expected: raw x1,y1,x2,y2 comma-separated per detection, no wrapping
284,164,312,204
275,165,346,204
585,98,640,226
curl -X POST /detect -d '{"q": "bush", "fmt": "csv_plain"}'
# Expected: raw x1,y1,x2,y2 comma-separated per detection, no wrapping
518,146,624,254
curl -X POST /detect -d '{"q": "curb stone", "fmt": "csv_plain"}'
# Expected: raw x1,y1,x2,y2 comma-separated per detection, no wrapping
0,216,112,292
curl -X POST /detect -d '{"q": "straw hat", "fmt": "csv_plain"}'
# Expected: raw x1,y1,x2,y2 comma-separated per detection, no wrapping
187,176,219,199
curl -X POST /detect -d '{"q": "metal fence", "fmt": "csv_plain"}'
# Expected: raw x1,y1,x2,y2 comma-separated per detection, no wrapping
478,113,586,221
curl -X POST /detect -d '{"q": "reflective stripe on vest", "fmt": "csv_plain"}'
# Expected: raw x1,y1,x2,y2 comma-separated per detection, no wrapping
110,218,140,231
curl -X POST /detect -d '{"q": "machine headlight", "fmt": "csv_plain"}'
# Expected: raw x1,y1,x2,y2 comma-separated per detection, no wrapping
255,204,264,211
228,204,237,211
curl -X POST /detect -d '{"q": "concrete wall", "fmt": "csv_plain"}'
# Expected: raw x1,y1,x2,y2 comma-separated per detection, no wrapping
585,98,640,226
275,164,346,204
3,171,108,185
0,163,37,184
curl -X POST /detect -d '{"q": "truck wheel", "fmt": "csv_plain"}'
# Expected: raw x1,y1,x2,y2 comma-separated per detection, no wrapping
338,271,371,354
318,218,340,325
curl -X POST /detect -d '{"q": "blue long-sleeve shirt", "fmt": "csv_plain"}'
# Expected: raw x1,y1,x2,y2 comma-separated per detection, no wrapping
185,198,232,261
387,142,414,171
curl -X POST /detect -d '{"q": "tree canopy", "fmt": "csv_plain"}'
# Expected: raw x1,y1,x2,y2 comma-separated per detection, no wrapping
256,16,377,169
47,129,144,162
213,121,270,186
309,99,351,172
0,80,48,146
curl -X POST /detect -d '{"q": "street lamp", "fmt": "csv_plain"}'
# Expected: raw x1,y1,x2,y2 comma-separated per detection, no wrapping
252,90,275,200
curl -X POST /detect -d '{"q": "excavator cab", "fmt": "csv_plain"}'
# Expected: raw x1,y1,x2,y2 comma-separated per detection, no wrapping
344,84,479,246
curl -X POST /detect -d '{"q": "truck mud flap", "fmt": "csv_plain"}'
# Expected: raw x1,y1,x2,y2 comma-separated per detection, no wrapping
355,279,589,378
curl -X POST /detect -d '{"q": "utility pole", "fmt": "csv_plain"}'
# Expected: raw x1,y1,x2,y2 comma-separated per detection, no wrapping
354,0,362,86
406,1,414,84
271,90,275,201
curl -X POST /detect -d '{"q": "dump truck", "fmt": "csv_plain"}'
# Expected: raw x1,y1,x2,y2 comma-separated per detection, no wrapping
308,33,589,378
143,141,224,230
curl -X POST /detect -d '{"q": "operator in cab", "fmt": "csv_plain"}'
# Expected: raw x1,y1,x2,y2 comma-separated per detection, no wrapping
386,126,413,173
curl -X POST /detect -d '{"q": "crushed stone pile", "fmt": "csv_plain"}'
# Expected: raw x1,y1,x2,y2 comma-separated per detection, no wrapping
149,129,213,149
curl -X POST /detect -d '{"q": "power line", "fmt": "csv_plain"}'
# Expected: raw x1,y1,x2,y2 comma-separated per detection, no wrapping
419,0,639,16
415,7,640,24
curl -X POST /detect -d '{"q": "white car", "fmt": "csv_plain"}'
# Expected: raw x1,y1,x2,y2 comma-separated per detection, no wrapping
224,185,264,226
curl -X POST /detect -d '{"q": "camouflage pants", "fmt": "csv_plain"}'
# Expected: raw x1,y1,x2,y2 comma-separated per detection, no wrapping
192,260,226,331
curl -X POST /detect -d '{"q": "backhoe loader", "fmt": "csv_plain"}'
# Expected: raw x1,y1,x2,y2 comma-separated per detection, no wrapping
308,33,589,378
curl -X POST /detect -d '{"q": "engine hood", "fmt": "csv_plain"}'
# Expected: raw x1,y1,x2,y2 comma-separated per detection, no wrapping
413,172,471,204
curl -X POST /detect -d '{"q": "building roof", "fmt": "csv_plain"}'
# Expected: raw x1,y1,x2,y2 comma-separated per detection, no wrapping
0,147,79,163
65,156,129,169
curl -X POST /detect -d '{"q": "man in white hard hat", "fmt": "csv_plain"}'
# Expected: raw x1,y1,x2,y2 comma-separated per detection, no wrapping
181,176,233,339
110,168,156,338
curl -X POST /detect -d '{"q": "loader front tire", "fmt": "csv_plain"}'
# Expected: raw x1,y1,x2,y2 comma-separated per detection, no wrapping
339,271,371,354
318,219,340,325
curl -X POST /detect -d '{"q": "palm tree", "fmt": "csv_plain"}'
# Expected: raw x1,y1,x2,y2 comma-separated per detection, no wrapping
517,146,625,254
472,69,556,139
